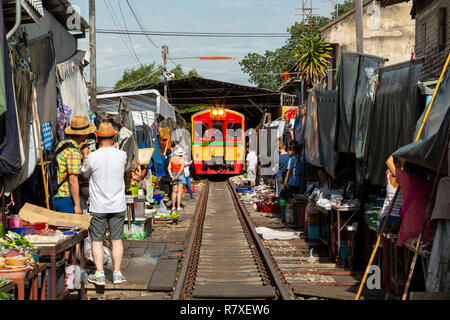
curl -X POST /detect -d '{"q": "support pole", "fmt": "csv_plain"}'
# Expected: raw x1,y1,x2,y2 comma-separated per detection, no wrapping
32,90,50,210
355,0,364,53
162,45,168,101
89,0,97,110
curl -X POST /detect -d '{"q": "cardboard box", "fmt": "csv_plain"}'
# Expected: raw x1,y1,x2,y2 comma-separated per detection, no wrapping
19,203,92,230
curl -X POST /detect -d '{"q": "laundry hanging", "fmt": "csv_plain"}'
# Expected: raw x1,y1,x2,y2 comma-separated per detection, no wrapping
0,6,25,178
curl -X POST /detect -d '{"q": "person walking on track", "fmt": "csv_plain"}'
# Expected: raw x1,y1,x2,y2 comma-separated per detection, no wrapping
168,147,186,213
81,122,128,285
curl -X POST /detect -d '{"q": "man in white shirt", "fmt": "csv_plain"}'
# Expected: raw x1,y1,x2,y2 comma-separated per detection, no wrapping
81,122,127,286
246,147,258,186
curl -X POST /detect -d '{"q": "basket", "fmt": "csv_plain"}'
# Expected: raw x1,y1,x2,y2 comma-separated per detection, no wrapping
256,202,281,213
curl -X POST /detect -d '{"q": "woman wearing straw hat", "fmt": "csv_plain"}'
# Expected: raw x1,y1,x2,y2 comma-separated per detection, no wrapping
81,121,128,285
168,147,186,214
54,115,96,214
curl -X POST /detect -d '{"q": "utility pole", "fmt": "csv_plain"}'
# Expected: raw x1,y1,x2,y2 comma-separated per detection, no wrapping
89,0,97,110
162,45,168,100
355,0,364,53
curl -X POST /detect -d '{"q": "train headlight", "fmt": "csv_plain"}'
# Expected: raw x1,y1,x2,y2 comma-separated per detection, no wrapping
218,109,224,116
212,110,218,116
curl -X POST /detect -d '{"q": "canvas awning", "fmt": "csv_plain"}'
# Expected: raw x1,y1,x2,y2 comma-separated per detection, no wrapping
95,89,177,124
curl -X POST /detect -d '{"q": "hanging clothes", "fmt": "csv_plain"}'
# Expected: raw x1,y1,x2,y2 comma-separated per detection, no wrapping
0,15,25,177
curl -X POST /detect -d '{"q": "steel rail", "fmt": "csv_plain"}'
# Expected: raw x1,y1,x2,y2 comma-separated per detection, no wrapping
172,181,210,300
226,179,292,300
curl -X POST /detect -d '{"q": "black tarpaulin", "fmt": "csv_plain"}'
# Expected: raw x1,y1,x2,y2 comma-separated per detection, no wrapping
0,1,22,177
393,67,450,175
316,90,338,178
365,59,424,186
335,52,387,153
304,91,320,167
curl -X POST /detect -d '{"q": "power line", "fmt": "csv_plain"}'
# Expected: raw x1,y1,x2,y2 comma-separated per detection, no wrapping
103,0,142,67
94,29,292,38
126,0,160,49
117,0,144,67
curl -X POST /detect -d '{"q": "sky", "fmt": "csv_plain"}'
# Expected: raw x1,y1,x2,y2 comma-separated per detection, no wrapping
70,0,340,90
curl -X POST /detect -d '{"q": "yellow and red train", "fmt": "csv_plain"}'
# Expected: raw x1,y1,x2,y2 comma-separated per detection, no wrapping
191,108,245,175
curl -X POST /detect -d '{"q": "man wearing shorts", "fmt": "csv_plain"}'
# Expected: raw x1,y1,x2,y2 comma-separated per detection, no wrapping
246,147,258,186
81,122,127,285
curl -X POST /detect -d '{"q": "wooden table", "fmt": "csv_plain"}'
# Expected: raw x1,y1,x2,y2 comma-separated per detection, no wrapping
316,204,333,258
0,263,47,300
38,229,88,300
332,205,359,265
368,224,402,294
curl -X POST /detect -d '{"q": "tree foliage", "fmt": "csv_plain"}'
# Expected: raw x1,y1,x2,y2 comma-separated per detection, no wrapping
239,17,331,91
114,63,200,89
294,33,332,84
331,0,355,19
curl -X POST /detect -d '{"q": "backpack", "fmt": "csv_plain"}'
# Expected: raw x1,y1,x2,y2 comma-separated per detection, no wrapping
48,142,77,197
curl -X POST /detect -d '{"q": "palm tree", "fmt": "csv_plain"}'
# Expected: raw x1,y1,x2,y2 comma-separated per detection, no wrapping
293,33,332,85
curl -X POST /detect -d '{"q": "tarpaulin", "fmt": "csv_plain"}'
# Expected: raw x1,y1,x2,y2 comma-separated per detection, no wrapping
0,2,24,177
335,52,387,153
29,33,57,141
304,91,320,166
365,59,423,186
293,106,306,148
393,67,450,175
56,51,93,123
316,90,338,178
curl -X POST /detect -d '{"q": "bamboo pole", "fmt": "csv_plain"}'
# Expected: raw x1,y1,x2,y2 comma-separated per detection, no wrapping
415,53,450,142
31,90,50,209
355,188,400,300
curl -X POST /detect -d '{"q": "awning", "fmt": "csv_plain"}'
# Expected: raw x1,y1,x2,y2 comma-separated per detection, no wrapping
95,89,177,123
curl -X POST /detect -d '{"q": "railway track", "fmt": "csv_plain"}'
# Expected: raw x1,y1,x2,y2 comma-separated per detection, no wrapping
173,180,291,300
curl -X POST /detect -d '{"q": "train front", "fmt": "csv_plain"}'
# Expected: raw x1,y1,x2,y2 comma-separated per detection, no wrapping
191,108,245,175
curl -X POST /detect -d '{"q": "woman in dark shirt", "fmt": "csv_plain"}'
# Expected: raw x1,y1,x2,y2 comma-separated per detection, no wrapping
276,140,290,198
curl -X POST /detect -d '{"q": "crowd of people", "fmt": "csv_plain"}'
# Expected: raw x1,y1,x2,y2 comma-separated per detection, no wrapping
50,115,195,286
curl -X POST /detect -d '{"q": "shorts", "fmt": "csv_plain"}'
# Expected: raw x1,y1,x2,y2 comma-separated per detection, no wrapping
171,173,187,185
54,196,75,214
89,211,125,242
247,168,256,181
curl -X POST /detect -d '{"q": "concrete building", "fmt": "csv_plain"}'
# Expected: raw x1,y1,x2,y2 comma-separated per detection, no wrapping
321,0,415,89
382,0,450,82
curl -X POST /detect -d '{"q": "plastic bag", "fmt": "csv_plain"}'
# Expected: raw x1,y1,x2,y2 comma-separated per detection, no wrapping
307,248,317,264
158,201,167,210
83,236,113,265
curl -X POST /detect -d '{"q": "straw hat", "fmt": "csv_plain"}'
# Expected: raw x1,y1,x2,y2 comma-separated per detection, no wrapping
95,121,117,138
174,147,185,157
65,116,96,136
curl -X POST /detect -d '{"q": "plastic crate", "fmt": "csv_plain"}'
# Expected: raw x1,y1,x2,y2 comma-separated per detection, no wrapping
6,226,35,236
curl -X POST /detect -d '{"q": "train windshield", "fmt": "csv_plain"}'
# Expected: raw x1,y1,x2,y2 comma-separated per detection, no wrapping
194,122,209,140
227,122,242,139
211,121,223,141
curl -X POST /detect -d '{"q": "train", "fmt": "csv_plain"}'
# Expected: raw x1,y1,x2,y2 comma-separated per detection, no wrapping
191,108,245,175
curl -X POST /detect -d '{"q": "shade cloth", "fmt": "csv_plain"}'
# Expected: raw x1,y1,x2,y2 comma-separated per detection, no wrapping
393,68,450,175
335,52,387,153
365,59,423,186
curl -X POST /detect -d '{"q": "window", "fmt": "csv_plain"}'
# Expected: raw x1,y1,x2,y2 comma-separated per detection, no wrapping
226,122,242,139
421,22,427,56
211,121,223,140
438,8,447,51
193,122,209,140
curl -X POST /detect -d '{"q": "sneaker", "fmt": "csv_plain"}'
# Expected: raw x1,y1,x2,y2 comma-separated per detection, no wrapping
177,207,182,211
87,272,105,286
113,272,127,284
